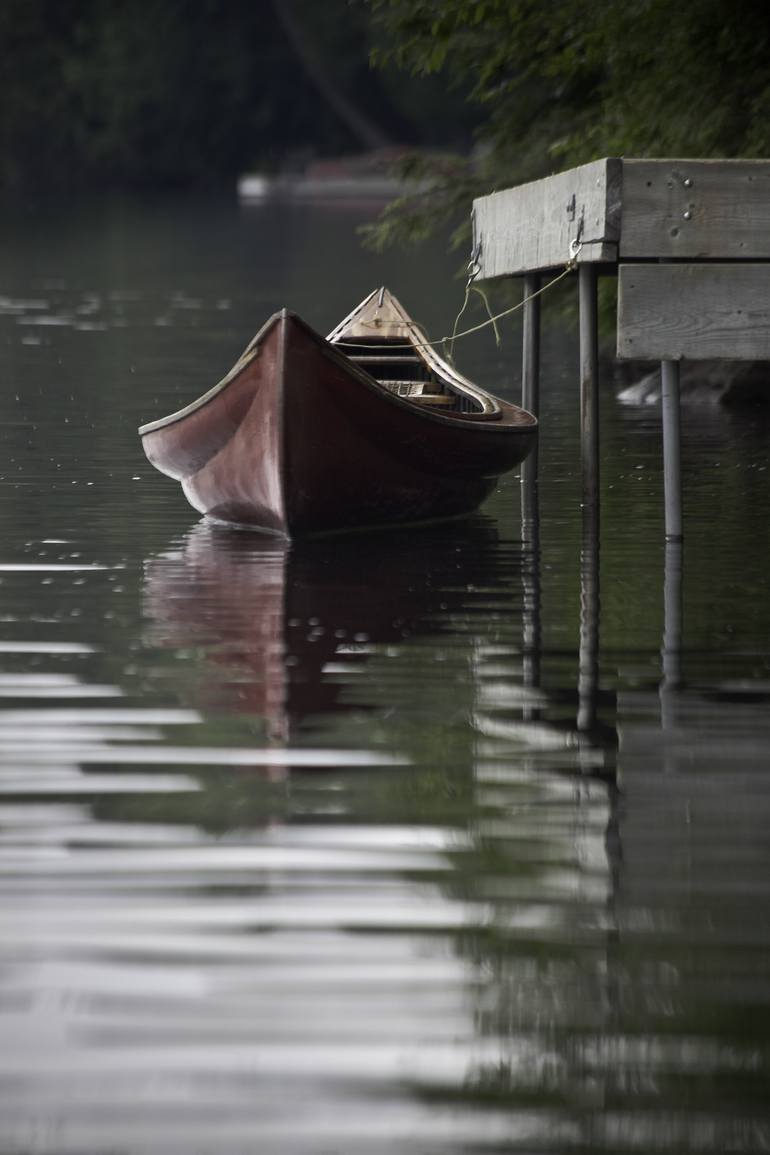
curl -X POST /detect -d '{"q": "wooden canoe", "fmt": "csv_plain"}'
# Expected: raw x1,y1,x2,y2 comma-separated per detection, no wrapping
138,287,537,536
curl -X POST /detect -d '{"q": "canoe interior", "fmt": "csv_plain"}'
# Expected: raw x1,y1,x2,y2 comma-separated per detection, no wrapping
333,337,487,416
327,287,503,421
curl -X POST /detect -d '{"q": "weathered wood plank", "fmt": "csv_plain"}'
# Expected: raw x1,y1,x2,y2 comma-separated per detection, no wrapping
617,263,770,360
621,159,770,259
472,158,621,278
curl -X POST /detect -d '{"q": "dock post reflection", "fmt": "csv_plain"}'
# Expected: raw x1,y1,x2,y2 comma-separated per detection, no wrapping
520,278,541,707
660,538,683,738
577,504,600,736
520,454,541,705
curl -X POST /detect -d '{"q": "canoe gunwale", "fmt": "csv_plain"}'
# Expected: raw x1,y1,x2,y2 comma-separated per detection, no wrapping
138,307,537,442
137,311,281,436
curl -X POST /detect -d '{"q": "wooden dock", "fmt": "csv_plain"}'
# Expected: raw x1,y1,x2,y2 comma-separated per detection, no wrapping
472,158,770,540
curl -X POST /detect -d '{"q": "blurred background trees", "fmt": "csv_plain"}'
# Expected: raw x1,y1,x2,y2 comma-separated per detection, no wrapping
0,0,472,195
2,0,769,211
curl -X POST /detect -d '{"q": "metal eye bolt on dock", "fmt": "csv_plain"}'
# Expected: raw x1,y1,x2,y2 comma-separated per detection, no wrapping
472,157,770,733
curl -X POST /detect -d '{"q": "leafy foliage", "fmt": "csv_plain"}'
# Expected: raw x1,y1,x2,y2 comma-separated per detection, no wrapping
4,0,769,211
359,151,478,251
363,0,770,247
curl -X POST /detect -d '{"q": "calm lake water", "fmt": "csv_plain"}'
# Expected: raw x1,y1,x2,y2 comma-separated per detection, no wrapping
1,194,769,1154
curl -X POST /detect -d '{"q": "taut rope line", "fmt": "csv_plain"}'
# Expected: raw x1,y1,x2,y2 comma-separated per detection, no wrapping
344,243,583,355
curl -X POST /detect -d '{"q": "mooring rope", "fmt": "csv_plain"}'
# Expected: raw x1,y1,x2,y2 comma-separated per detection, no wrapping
341,242,583,356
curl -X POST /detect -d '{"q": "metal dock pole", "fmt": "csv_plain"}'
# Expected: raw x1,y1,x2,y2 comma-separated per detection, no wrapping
521,273,541,486
660,360,683,541
579,264,600,511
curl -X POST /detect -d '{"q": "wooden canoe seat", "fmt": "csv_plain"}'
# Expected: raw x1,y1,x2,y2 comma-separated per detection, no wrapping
346,348,454,405
379,380,454,405
412,394,455,406
349,354,420,364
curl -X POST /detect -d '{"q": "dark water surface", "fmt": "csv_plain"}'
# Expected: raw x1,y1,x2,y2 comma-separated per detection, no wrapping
1,196,769,1153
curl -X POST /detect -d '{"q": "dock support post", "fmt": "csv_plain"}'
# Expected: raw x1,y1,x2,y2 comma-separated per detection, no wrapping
661,360,683,541
578,264,600,511
521,273,541,486
521,271,540,577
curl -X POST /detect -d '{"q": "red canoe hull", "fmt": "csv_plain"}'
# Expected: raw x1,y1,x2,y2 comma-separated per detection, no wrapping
140,311,536,536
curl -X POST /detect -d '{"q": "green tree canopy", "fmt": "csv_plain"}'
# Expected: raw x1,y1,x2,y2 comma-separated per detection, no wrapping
364,0,770,247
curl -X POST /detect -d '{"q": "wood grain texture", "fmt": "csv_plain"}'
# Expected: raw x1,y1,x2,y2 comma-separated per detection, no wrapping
472,158,621,278
617,263,770,360
621,159,770,259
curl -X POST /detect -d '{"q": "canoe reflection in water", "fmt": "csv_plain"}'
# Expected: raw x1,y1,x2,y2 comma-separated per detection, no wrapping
143,517,511,751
